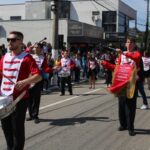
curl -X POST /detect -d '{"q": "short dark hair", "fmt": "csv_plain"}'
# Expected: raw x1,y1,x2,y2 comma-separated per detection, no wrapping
9,31,24,41
34,42,43,49
144,50,150,57
64,49,69,53
126,36,136,43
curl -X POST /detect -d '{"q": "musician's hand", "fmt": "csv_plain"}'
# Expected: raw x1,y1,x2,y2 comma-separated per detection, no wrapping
100,60,106,66
116,48,122,54
15,80,28,91
53,66,58,70
99,60,104,65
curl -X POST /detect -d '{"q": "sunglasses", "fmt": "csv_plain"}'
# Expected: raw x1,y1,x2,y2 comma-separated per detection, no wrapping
7,38,20,42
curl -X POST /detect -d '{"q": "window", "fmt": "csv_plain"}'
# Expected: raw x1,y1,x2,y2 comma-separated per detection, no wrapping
92,11,100,16
102,11,117,32
102,11,116,23
119,13,125,26
104,25,116,32
58,1,70,19
10,16,21,21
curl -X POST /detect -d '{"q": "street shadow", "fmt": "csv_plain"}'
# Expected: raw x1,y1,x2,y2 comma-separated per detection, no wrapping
134,129,150,135
75,93,107,96
136,107,150,110
39,116,111,126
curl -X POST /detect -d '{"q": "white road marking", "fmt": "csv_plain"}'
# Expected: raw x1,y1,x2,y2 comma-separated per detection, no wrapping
39,88,103,111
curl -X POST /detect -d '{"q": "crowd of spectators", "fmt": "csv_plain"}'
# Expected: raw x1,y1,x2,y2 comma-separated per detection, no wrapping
1,41,149,95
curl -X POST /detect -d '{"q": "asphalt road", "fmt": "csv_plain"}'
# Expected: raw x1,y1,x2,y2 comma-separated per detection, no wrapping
1,79,150,150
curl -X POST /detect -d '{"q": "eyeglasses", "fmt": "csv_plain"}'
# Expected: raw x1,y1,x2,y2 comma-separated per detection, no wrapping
7,38,20,43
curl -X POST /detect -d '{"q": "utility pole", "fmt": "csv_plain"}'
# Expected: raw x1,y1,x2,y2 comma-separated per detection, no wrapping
51,0,59,59
144,0,149,51
124,16,128,40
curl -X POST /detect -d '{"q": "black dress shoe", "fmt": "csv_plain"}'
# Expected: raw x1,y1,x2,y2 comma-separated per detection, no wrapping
70,93,73,95
128,130,135,136
26,117,33,121
118,126,127,131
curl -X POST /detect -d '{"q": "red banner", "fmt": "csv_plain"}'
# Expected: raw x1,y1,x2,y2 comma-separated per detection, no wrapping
108,64,134,94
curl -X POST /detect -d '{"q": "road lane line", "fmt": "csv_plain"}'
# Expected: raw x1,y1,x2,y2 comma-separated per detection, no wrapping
39,88,102,111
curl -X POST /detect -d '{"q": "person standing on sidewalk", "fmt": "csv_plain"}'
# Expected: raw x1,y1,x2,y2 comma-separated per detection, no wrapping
26,43,53,123
137,58,149,110
0,31,42,150
101,37,141,136
74,53,82,83
56,50,75,96
88,54,97,89
142,51,150,90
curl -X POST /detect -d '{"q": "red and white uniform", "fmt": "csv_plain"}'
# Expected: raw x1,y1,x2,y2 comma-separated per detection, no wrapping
32,54,44,70
120,52,136,66
0,52,41,99
58,57,75,77
1,52,28,96
88,60,96,70
142,56,150,71
102,51,141,71
31,54,52,73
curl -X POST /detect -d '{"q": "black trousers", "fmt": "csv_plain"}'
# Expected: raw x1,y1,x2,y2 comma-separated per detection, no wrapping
60,76,72,95
28,80,43,119
1,99,28,150
118,88,137,131
105,70,112,85
74,67,80,82
137,80,148,105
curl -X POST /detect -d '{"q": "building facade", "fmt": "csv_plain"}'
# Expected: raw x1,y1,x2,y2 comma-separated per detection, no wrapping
0,0,136,50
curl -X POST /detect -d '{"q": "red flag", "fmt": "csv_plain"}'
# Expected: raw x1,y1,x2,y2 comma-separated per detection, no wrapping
108,64,134,94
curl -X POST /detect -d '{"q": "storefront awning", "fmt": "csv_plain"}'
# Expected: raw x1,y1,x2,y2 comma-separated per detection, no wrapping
68,36,101,44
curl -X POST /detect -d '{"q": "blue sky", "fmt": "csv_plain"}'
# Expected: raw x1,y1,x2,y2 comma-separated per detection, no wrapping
0,0,25,4
0,0,147,31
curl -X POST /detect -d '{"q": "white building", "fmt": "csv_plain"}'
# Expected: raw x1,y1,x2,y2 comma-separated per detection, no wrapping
0,0,136,51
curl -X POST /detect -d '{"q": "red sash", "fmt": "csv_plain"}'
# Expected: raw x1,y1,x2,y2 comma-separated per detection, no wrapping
108,64,134,94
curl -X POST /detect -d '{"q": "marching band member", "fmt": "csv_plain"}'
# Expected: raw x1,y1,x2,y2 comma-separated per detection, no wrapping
56,50,75,96
0,31,42,150
26,43,53,123
88,54,97,89
101,37,141,136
